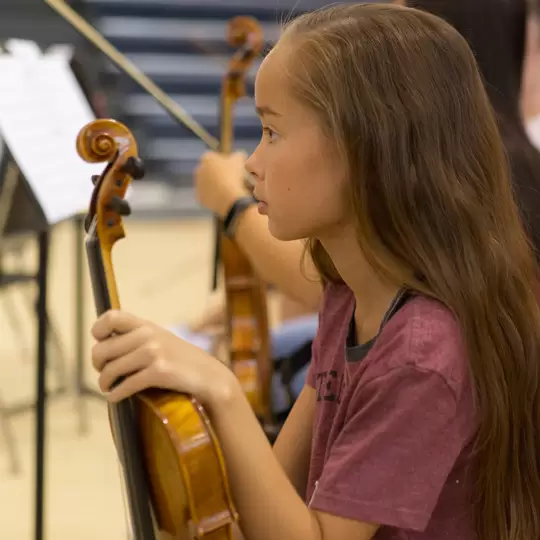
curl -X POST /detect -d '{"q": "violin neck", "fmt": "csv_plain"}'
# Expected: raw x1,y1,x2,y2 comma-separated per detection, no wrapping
85,235,113,315
85,232,157,540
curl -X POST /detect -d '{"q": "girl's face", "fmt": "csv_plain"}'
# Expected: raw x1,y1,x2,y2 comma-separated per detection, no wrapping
246,43,349,242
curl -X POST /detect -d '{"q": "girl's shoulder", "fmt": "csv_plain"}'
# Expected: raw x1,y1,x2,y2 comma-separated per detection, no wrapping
370,294,469,402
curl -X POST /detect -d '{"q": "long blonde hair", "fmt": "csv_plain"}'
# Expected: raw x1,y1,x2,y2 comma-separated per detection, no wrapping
282,4,540,539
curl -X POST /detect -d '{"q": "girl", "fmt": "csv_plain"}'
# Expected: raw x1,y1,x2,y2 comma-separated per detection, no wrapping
91,4,540,540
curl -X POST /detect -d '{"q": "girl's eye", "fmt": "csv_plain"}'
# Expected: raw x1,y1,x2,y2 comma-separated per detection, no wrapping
262,127,278,143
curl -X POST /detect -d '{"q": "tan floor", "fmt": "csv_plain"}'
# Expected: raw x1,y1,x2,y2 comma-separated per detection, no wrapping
0,216,249,540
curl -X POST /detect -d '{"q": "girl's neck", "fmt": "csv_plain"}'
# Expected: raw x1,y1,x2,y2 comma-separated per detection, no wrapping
319,226,401,341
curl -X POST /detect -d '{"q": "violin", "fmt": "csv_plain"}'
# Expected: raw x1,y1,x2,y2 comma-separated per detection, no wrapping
216,17,274,431
47,0,275,430
77,118,237,540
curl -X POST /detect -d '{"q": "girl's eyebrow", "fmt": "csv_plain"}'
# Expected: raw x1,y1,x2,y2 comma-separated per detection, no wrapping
255,105,283,117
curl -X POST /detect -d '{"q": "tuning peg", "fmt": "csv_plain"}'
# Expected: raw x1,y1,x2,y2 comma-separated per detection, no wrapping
91,175,100,185
121,156,145,179
108,196,131,217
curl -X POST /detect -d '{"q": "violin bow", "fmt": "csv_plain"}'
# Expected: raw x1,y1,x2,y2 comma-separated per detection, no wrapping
45,0,219,148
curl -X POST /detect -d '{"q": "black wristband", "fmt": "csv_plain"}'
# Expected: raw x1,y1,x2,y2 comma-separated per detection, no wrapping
222,196,257,237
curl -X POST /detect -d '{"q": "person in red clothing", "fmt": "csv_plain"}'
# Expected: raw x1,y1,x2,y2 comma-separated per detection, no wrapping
89,4,540,540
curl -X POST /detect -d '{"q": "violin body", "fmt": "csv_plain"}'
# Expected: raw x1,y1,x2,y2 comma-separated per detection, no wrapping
111,389,235,539
133,391,235,539
79,118,237,540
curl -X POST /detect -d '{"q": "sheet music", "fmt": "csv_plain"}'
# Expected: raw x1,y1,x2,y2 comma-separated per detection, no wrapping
0,41,105,224
5,38,42,59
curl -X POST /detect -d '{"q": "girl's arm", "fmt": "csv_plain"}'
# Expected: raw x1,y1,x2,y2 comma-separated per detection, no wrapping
211,381,379,540
272,385,315,499
233,386,315,540
91,311,378,540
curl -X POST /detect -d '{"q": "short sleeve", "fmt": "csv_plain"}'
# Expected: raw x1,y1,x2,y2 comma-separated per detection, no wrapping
310,366,473,532
305,283,336,389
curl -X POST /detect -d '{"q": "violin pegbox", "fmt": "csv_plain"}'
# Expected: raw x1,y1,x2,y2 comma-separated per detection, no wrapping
107,156,145,218
76,119,145,247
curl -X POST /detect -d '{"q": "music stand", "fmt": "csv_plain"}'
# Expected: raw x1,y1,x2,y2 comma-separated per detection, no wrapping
0,39,104,540
0,146,50,540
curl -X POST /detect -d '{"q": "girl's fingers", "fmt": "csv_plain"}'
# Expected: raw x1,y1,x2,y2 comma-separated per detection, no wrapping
98,346,154,393
92,326,152,372
105,367,155,403
91,310,145,341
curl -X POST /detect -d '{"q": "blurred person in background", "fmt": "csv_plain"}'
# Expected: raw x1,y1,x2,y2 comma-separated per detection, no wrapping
407,0,540,258
523,1,540,147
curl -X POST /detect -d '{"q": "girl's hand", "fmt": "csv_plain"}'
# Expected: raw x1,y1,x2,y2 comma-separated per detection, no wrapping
194,151,249,218
91,309,237,406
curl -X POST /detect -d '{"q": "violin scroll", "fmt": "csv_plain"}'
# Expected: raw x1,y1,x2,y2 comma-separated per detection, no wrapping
224,16,264,103
77,119,144,241
227,16,264,51
77,119,144,176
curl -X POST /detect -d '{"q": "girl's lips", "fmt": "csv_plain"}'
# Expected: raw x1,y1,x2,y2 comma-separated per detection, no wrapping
253,190,266,204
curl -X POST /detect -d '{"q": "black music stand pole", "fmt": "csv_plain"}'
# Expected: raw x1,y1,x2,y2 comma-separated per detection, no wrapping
35,229,49,540
75,213,87,434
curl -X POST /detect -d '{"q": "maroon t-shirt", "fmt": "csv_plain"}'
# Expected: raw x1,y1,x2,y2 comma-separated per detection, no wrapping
305,283,477,539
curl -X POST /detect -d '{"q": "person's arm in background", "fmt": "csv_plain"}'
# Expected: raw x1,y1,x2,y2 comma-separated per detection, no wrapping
233,205,321,310
194,152,322,311
189,298,226,333
522,11,540,122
